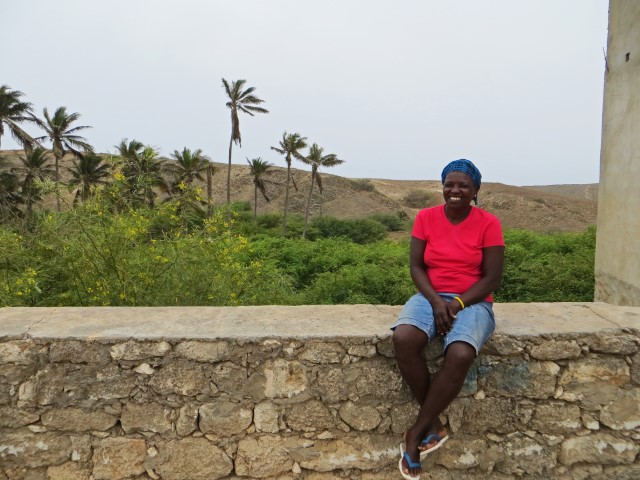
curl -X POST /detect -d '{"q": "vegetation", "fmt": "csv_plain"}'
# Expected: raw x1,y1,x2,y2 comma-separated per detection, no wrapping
403,189,432,208
0,82,597,308
299,143,344,238
271,132,308,237
34,106,93,210
222,78,268,204
349,178,376,192
246,157,276,217
0,85,38,150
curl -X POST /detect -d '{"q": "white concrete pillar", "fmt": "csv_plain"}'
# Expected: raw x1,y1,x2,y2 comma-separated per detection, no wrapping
595,1,640,305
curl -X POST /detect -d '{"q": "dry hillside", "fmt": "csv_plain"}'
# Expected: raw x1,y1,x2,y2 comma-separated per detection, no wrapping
0,149,597,233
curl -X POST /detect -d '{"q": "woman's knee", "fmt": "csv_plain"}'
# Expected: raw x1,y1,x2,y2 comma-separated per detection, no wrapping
392,325,428,358
443,341,476,370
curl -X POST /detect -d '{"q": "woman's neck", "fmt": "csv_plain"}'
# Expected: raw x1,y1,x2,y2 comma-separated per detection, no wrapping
444,204,472,224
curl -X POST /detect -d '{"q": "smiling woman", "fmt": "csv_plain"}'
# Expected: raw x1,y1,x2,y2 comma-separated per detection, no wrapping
390,159,505,479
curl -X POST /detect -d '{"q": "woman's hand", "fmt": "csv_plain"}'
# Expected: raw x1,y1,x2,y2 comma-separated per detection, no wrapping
433,297,458,336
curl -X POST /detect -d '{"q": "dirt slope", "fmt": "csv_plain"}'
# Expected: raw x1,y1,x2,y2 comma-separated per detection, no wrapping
0,149,597,232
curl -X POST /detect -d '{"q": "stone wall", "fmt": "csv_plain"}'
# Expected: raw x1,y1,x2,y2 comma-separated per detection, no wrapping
1,303,639,479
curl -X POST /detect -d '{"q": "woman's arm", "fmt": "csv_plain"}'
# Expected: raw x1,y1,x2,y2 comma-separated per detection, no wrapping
409,236,451,336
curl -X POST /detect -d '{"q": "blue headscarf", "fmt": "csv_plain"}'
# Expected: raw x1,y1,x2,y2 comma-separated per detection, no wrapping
441,159,482,204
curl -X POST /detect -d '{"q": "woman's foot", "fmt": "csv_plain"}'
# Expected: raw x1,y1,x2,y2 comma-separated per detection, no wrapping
418,422,449,457
400,431,422,478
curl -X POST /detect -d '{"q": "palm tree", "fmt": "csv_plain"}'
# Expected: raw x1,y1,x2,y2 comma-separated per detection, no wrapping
271,132,307,237
168,147,211,191
34,106,93,210
0,85,38,150
206,161,215,217
300,143,345,238
0,157,23,219
116,139,167,208
222,78,268,204
13,147,55,216
67,152,111,203
246,157,276,217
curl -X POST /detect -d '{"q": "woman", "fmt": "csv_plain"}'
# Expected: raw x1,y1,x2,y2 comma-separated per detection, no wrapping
393,159,504,479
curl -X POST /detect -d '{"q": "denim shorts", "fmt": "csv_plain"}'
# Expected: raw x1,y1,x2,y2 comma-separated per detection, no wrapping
391,292,496,355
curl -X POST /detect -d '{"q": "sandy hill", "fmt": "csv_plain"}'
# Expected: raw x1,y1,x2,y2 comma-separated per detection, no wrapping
0,149,597,233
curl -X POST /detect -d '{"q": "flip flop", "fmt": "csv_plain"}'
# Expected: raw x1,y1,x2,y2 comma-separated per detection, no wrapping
419,432,449,459
398,445,421,480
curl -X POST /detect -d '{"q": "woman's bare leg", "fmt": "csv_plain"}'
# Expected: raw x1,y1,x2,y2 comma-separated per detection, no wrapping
401,341,476,477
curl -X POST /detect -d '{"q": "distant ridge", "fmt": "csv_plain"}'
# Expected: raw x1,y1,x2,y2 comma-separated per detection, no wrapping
0,149,597,233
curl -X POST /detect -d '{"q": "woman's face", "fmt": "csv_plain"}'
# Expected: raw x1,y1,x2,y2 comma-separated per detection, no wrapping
443,171,478,208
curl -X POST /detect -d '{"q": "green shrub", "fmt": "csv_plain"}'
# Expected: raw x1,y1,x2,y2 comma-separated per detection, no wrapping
403,190,431,208
494,227,595,302
349,179,376,192
369,213,409,232
310,216,387,243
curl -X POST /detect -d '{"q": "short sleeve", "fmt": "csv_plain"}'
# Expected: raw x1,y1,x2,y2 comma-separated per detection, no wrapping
482,216,505,247
411,210,428,240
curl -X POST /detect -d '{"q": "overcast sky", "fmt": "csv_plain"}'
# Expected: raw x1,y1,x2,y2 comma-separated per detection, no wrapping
1,0,609,185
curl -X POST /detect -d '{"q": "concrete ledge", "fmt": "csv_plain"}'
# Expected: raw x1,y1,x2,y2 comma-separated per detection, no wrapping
2,302,640,340
1,303,640,479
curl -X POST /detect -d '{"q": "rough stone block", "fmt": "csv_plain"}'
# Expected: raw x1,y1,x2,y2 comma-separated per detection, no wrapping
530,402,582,434
199,400,252,436
109,340,171,361
559,357,630,387
254,401,280,433
0,363,37,385
86,364,136,401
347,345,377,358
587,332,638,355
211,361,247,396
92,437,146,480
495,435,557,476
601,464,640,480
457,397,518,434
599,389,640,430
0,340,40,365
235,435,295,478
484,334,525,356
298,342,345,364
176,403,198,436
435,438,487,469
0,406,39,428
0,431,72,467
17,364,74,406
49,340,111,364
148,437,232,480
346,358,404,399
148,360,211,396
375,337,394,358
629,352,640,385
390,401,419,434
263,359,309,399
121,403,172,434
46,462,91,480
293,434,397,472
529,340,582,360
41,407,116,432
339,400,382,431
174,340,231,362
286,399,334,432
481,359,559,399
559,433,640,465
316,367,348,403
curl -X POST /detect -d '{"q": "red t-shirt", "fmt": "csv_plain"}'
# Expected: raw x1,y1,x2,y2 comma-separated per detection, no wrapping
412,205,504,302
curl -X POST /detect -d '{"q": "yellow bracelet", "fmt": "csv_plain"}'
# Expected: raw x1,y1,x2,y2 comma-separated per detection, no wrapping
453,296,465,309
